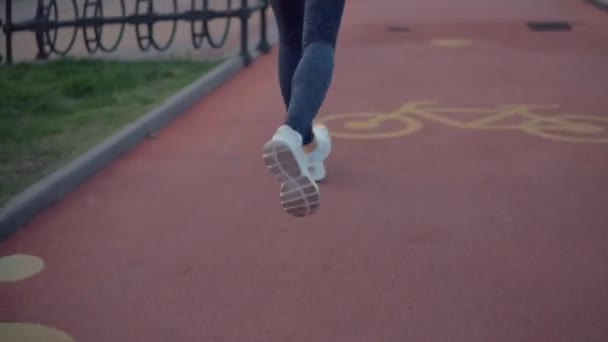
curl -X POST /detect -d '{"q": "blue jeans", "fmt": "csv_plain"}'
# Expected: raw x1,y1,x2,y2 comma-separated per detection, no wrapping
270,0,346,145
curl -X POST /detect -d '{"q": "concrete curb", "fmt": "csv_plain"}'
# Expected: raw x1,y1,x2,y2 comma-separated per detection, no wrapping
0,48,272,241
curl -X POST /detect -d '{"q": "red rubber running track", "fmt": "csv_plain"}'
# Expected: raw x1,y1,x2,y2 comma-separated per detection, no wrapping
1,0,607,341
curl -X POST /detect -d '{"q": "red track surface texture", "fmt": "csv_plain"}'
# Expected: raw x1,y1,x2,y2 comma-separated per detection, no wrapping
1,1,607,341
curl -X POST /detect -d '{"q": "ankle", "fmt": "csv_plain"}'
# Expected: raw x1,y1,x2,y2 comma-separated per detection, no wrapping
303,139,318,154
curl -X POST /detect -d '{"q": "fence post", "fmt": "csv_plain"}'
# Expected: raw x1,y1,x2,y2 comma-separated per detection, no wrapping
34,0,50,60
240,0,252,65
4,0,13,64
256,0,271,53
0,18,2,63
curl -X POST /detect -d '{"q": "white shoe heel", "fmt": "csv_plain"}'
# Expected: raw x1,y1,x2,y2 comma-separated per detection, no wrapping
263,126,320,217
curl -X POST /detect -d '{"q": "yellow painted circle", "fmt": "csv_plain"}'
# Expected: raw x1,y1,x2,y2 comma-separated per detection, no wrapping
431,39,474,48
522,115,608,143
317,112,423,140
0,254,45,282
0,323,75,342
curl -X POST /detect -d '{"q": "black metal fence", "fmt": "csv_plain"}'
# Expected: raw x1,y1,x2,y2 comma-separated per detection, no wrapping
0,0,271,65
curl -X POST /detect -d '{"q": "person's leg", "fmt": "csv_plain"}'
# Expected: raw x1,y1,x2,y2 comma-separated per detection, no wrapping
284,0,346,145
263,0,344,217
269,0,305,109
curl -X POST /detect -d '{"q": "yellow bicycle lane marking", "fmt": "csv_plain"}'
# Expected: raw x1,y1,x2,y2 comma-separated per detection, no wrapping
0,254,75,342
0,254,44,282
317,101,608,143
431,39,475,48
0,323,75,342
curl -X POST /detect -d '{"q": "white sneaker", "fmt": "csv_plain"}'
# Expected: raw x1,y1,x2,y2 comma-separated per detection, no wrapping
263,125,320,217
307,124,332,182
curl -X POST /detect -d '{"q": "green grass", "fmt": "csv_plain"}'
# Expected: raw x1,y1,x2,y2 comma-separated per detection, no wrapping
0,58,219,206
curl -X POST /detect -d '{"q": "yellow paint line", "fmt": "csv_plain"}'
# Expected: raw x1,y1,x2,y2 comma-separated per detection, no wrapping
430,39,474,48
0,254,45,282
0,323,75,342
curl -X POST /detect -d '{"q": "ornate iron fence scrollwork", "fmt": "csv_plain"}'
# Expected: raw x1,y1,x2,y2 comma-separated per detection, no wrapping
82,0,126,53
191,0,232,49
34,0,79,59
1,0,271,64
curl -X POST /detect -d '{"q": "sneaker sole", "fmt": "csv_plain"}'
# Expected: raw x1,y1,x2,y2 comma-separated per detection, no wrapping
263,140,320,217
